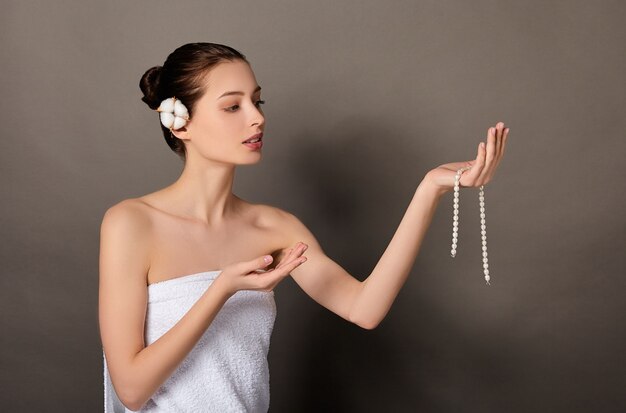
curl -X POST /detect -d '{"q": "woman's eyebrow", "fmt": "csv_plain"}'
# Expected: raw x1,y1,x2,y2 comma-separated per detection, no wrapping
217,85,262,99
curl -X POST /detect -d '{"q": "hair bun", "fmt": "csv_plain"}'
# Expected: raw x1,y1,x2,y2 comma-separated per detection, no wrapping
139,66,163,109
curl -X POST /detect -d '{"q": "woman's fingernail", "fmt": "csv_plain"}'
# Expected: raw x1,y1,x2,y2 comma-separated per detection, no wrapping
264,255,273,263
481,142,485,148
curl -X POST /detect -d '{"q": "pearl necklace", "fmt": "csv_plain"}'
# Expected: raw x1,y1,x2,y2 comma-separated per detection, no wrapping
450,166,490,285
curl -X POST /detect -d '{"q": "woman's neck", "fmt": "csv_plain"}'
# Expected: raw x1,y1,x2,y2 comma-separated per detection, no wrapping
163,159,240,226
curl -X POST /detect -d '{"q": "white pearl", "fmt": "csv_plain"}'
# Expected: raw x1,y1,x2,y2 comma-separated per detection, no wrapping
159,112,175,128
484,269,489,275
482,245,487,251
159,97,175,113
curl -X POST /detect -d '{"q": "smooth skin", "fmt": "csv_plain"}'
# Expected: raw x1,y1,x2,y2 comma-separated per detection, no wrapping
99,59,509,410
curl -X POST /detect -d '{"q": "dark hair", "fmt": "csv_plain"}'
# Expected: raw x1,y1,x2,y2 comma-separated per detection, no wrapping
139,42,248,160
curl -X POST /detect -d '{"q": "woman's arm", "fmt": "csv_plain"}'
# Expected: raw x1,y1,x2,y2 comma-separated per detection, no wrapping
287,123,509,329
284,178,442,329
348,178,444,328
99,202,232,410
99,201,305,410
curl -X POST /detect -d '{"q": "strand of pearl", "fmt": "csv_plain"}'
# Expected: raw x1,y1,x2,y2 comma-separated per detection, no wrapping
479,185,490,285
450,166,490,285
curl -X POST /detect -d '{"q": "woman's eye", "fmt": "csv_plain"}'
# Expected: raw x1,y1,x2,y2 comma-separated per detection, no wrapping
225,100,265,112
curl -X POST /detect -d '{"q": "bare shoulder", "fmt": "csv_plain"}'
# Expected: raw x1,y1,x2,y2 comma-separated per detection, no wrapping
249,202,299,230
101,198,153,233
99,198,154,262
99,198,154,289
249,202,321,248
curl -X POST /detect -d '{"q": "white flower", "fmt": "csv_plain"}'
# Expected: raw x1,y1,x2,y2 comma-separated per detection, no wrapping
156,97,189,130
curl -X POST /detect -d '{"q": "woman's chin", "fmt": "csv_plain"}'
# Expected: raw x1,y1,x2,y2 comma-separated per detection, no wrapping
238,154,262,165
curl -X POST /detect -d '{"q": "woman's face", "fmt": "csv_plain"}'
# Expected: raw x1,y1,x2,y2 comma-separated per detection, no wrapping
180,59,266,165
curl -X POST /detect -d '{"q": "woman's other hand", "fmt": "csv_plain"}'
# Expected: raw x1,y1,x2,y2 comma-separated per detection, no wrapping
424,122,509,194
212,242,308,298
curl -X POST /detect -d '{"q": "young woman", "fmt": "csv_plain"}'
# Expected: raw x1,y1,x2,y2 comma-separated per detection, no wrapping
99,42,509,412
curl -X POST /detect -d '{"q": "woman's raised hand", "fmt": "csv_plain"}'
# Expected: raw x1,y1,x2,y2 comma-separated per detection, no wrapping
212,242,309,298
425,122,510,192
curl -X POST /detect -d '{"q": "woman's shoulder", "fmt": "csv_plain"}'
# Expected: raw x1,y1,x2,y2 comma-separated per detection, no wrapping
100,197,154,237
243,200,300,228
242,200,313,244
103,197,152,217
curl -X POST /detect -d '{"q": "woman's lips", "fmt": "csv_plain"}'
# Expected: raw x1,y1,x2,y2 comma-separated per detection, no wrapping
242,132,263,143
242,140,263,150
242,132,263,150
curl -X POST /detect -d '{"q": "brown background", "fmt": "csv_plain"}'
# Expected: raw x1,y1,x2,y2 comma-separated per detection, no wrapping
1,0,624,411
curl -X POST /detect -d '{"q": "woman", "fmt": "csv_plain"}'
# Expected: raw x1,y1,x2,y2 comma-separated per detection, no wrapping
99,42,509,412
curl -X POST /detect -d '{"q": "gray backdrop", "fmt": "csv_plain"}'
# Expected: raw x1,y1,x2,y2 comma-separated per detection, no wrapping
1,0,624,411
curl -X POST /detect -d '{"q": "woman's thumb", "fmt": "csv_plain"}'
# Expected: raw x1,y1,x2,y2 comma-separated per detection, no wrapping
240,254,273,273
260,255,273,266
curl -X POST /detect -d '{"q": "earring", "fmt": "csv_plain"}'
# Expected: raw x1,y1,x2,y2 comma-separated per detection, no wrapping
156,97,190,130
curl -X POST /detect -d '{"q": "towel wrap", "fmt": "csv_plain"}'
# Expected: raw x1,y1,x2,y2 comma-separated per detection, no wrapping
103,270,277,412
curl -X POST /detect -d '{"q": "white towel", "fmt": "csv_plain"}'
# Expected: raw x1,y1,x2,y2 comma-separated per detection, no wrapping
103,270,277,412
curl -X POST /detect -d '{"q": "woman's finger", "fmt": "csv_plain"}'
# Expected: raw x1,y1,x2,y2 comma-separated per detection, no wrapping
494,124,503,162
477,124,498,184
491,125,509,175
484,123,501,181
275,243,307,270
234,254,274,275
257,254,307,291
277,245,300,268
498,128,509,159
272,248,292,270
463,139,486,186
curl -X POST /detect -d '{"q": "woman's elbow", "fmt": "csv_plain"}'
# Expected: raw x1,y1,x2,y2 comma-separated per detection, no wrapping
123,394,146,412
349,314,381,330
114,379,146,411
118,389,143,412
360,319,381,330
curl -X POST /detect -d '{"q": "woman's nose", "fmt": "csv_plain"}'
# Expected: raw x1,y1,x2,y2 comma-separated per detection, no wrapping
251,109,265,127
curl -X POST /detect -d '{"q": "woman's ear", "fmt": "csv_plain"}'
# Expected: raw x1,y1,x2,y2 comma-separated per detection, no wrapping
171,125,190,141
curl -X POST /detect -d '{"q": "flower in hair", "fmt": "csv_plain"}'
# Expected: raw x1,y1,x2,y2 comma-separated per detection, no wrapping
156,97,189,130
